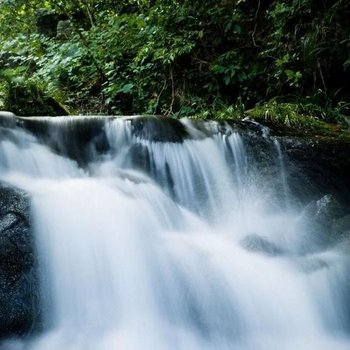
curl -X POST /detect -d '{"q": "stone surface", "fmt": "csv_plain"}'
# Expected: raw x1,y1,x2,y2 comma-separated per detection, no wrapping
304,194,344,226
284,137,350,207
130,116,189,143
297,256,330,274
0,112,16,128
240,234,285,257
0,183,40,338
127,143,152,174
36,9,68,37
300,194,350,248
331,215,350,242
19,116,108,165
6,84,69,117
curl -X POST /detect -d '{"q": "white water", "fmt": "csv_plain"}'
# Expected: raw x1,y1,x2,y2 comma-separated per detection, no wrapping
1,117,350,349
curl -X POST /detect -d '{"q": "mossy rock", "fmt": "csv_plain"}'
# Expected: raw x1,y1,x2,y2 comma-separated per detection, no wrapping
36,9,68,37
5,84,68,117
193,101,350,141
245,102,342,137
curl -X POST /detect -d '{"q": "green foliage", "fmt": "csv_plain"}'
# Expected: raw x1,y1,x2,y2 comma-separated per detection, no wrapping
245,100,346,136
0,80,9,110
0,0,349,119
0,63,68,115
192,100,245,121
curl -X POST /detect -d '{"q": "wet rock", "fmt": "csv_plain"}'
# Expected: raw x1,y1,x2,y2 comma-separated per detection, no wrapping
240,234,285,257
127,143,152,174
331,215,350,242
301,194,341,249
19,117,109,165
315,194,343,222
284,137,350,206
0,112,16,128
298,257,330,273
130,116,188,143
305,194,344,226
0,183,40,338
301,194,345,248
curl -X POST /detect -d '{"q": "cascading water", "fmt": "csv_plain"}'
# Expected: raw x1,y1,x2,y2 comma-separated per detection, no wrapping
0,116,349,350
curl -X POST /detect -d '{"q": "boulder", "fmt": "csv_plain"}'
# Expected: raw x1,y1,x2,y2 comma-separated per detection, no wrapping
304,194,344,227
0,112,16,128
6,84,69,117
240,234,285,257
19,116,109,165
127,143,152,174
297,192,350,253
331,215,350,242
0,183,40,338
284,137,350,206
36,9,67,37
130,116,189,143
314,194,344,222
298,257,330,274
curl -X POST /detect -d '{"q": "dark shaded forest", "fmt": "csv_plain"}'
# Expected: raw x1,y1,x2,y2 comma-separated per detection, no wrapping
0,0,350,128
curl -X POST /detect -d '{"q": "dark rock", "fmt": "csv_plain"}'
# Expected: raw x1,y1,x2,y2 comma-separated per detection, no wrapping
0,183,40,338
331,215,350,242
304,194,344,227
0,112,16,128
283,137,350,207
127,143,152,174
315,194,344,222
18,117,109,165
36,9,68,37
240,234,285,257
301,194,345,249
298,257,330,273
6,84,68,117
130,116,188,143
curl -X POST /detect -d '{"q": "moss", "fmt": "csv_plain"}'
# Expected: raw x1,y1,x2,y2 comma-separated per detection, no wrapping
0,68,70,116
245,101,339,136
0,79,10,110
5,83,69,116
190,100,350,141
192,104,244,121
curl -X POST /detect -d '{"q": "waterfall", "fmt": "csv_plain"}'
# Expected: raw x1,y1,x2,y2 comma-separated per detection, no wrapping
273,139,291,210
0,116,349,350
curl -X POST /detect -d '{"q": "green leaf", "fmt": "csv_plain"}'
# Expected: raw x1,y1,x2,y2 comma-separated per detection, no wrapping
233,24,241,34
120,83,134,94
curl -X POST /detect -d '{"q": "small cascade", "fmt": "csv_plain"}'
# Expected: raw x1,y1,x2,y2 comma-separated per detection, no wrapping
0,116,349,350
274,138,291,209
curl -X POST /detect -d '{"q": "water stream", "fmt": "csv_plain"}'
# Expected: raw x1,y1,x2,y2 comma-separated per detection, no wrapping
0,116,349,349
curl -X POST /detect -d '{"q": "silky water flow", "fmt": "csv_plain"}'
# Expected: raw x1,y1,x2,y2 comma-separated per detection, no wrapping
0,117,349,350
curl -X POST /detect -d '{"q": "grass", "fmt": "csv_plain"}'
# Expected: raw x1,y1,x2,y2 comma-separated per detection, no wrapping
191,99,350,141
